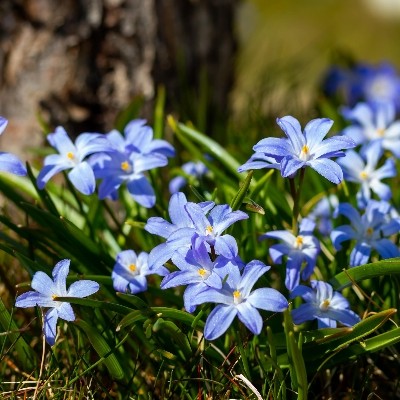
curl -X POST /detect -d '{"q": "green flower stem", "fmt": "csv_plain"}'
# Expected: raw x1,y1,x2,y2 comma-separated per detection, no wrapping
291,168,306,235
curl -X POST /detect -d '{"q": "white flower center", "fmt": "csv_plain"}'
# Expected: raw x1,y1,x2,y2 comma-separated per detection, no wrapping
233,290,242,305
299,145,311,161
294,235,304,250
319,299,330,311
121,160,132,173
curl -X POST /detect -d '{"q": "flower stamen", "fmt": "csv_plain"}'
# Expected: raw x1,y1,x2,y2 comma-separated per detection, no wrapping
129,263,137,272
320,299,330,310
121,161,130,172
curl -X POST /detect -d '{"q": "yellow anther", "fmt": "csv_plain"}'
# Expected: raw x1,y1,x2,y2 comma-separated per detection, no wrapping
205,225,213,235
377,128,385,137
198,268,207,277
129,263,137,272
66,152,75,159
299,145,311,161
320,299,330,310
121,161,130,171
52,294,57,300
294,235,304,249
301,145,309,154
360,171,368,180
366,227,374,236
233,290,241,298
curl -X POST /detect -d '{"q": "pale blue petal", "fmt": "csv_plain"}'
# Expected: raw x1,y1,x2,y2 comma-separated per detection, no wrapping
312,136,356,159
68,162,96,195
169,192,191,227
161,270,202,289
134,153,167,174
15,291,49,308
0,153,27,176
128,276,148,294
148,243,177,269
31,271,55,296
0,116,8,135
268,243,292,264
98,176,123,199
331,225,356,250
247,288,288,311
239,261,270,297
169,176,187,193
127,175,156,208
145,217,175,238
36,163,70,189
304,118,334,150
214,235,239,258
374,239,400,259
320,308,360,327
276,116,304,153
204,305,237,340
350,242,371,266
262,230,296,245
67,280,99,297
183,283,207,313
43,308,58,346
52,259,70,296
280,156,304,177
194,287,233,306
48,127,75,154
253,137,291,158
317,317,336,328
290,285,314,301
291,303,317,325
308,158,343,184
237,302,263,334
57,302,75,322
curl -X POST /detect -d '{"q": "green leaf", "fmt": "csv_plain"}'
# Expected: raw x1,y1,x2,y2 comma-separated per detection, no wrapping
54,297,133,316
75,319,124,379
329,258,400,290
0,299,37,371
303,308,397,362
173,120,242,179
230,171,253,211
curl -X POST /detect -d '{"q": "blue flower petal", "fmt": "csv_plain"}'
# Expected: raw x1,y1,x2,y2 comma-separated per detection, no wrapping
68,162,96,195
127,175,156,208
0,152,27,176
43,308,59,346
237,302,263,334
247,288,288,312
204,304,237,340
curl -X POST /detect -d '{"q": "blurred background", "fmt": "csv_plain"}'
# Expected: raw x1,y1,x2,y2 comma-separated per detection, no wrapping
1,0,400,158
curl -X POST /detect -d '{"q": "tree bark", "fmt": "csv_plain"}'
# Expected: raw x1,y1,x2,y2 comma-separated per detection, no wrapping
0,0,237,158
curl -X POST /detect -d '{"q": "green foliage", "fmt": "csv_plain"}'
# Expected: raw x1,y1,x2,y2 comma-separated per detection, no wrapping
1,94,400,399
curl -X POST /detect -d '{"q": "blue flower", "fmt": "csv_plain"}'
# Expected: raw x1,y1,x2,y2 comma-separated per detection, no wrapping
169,160,208,194
37,127,110,195
192,260,288,340
160,240,229,312
184,202,249,259
15,259,99,346
308,194,338,236
247,116,355,183
238,153,280,173
361,63,400,109
261,218,320,291
323,62,400,110
331,201,400,266
341,101,400,158
291,280,361,328
0,117,27,176
145,192,214,268
112,250,168,294
90,120,174,206
337,141,396,208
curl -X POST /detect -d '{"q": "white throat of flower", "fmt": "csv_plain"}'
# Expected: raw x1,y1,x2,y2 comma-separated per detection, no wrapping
299,144,311,161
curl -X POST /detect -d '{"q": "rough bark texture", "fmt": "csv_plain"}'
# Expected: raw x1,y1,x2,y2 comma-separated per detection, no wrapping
0,0,236,159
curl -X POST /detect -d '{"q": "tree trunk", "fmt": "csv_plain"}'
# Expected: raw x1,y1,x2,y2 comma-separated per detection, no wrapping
0,0,237,158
